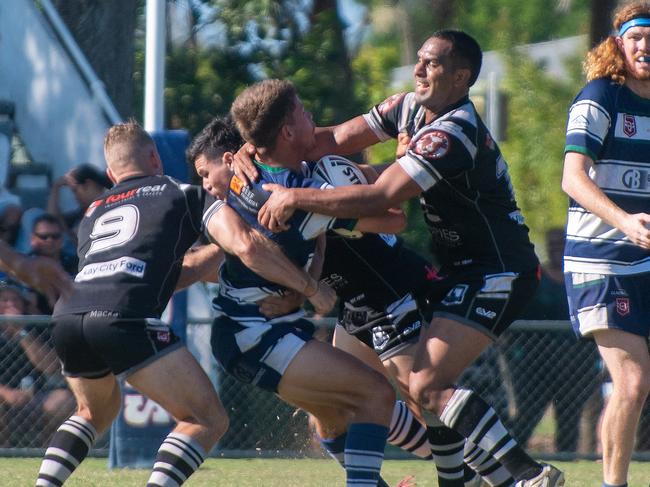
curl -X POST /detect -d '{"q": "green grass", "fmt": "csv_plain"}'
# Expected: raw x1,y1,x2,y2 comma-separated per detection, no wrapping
5,457,650,486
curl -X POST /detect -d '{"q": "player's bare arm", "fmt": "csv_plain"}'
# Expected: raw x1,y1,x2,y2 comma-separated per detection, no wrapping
206,203,335,315
259,162,420,232
176,243,224,290
258,233,326,318
231,115,379,185
562,151,650,249
0,241,72,305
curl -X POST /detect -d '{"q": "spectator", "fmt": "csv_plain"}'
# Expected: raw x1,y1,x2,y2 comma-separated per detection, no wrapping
503,228,600,452
0,190,23,247
47,164,111,243
28,214,78,314
0,280,74,447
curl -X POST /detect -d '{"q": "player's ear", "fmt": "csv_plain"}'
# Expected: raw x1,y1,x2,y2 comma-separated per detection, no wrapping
454,67,471,87
222,152,235,170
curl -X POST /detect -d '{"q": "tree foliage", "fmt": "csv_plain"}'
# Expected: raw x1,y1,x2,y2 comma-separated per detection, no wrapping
499,52,584,246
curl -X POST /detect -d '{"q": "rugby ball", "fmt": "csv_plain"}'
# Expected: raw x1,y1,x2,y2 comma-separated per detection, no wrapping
312,155,368,187
312,155,367,238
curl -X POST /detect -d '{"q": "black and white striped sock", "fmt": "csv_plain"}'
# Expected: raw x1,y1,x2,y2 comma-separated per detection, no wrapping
146,432,206,487
440,389,541,482
387,400,433,459
464,440,514,486
36,415,97,487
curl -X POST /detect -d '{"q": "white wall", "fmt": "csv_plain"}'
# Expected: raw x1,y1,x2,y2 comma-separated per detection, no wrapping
0,0,112,180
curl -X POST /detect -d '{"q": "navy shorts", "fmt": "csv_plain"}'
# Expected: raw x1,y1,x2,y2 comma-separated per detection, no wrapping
51,313,182,378
211,315,314,393
426,267,539,339
565,271,650,338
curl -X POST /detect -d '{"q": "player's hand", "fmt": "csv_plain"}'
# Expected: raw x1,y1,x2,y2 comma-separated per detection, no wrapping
395,475,416,487
232,143,259,186
16,256,72,307
306,281,336,316
259,184,295,232
621,212,650,249
258,290,305,318
395,132,412,158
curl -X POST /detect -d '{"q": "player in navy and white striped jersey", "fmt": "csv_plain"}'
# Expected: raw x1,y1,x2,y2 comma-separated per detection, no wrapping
212,80,411,487
562,3,650,486
238,31,562,487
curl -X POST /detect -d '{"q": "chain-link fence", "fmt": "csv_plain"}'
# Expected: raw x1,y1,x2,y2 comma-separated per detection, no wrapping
1,316,649,461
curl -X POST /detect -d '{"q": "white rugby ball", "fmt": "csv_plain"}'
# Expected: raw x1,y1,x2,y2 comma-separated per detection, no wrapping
312,155,367,238
312,155,368,187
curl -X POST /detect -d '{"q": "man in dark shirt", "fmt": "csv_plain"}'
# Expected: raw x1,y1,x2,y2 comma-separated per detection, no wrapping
236,30,562,487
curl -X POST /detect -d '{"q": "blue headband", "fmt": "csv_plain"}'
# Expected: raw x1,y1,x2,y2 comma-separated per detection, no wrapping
618,18,650,36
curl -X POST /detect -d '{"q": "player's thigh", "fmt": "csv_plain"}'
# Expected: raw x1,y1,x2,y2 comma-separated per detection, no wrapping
593,328,650,393
127,346,225,422
333,324,389,378
66,374,121,428
411,316,492,390
278,339,393,414
383,344,419,410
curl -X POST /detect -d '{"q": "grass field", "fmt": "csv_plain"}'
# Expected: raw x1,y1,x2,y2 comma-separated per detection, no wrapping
5,457,650,486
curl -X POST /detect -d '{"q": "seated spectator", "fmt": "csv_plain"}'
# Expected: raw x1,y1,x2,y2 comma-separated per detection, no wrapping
28,214,78,314
47,164,111,243
0,190,23,247
0,280,74,447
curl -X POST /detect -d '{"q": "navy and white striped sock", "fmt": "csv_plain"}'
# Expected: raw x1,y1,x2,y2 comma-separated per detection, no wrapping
344,423,388,487
320,433,391,487
146,432,206,487
36,415,97,487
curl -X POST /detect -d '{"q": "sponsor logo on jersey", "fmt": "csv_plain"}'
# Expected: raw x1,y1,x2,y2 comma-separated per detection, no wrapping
441,284,468,306
616,297,630,316
621,168,650,189
100,184,168,206
75,256,146,282
230,175,245,195
377,92,406,116
623,114,637,137
85,199,103,217
412,130,450,159
475,307,497,319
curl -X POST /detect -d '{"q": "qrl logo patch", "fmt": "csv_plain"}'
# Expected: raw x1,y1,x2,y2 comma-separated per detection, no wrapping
623,114,636,137
412,130,450,159
157,331,170,343
616,297,630,316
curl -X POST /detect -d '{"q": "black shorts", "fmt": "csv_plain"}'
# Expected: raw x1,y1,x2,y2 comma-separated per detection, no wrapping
339,294,424,360
51,313,182,378
426,267,540,339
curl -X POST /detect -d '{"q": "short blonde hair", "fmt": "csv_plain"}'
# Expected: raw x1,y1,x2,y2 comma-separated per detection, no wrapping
103,121,154,169
584,1,650,83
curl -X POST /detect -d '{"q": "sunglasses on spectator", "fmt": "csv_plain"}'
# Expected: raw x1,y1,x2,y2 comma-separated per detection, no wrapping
34,232,62,240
